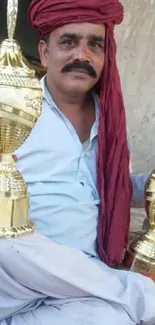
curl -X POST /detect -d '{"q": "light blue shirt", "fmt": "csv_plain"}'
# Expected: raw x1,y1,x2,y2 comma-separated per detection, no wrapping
15,77,100,257
15,77,148,257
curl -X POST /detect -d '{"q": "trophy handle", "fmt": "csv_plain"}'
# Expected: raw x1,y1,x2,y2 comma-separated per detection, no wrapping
7,0,19,39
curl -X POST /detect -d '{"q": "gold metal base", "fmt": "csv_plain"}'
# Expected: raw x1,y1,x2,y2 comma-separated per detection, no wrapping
0,1,42,240
124,228,155,281
0,220,35,238
0,154,35,238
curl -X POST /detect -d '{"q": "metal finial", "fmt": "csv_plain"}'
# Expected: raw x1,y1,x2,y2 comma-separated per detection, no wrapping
7,0,19,39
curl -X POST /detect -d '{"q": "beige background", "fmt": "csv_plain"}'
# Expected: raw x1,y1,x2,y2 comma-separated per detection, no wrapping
115,0,155,230
115,0,155,174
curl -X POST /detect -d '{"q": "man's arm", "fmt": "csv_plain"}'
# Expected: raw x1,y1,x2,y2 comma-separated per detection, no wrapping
127,128,149,208
130,173,149,208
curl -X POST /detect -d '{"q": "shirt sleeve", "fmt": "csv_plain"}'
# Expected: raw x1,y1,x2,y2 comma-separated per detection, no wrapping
130,173,149,208
127,127,149,207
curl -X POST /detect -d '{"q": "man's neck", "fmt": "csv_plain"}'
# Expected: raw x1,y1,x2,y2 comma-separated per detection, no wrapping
46,77,91,115
45,77,95,143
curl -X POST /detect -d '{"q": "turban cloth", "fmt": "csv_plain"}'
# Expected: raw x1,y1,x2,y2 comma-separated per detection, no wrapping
28,0,132,267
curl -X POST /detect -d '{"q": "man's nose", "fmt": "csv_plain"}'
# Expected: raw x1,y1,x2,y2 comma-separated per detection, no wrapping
73,43,90,63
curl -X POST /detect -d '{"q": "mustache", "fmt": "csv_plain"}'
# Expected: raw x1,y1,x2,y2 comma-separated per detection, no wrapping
61,61,97,78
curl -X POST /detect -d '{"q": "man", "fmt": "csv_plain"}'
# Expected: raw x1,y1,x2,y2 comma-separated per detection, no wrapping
0,0,154,324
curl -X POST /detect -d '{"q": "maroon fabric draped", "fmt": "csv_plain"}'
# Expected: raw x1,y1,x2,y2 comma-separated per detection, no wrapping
28,0,132,267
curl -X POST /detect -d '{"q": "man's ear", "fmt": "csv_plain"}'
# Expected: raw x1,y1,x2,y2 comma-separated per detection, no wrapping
38,40,49,68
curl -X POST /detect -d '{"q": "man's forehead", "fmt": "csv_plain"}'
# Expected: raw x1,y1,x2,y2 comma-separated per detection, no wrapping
53,22,106,38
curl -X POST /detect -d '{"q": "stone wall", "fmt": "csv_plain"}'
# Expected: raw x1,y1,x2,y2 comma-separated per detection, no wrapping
115,0,155,174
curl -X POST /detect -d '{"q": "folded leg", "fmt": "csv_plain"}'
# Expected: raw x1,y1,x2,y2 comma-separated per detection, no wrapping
0,232,155,324
1,299,136,325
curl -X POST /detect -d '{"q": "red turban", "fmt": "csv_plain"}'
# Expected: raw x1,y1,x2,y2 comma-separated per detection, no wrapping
28,0,132,267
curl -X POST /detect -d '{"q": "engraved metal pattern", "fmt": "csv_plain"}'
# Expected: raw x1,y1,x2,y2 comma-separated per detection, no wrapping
0,0,42,238
131,234,155,260
0,221,35,238
0,162,26,195
0,124,30,153
125,170,155,280
25,95,42,115
7,0,18,39
0,76,41,89
0,103,39,124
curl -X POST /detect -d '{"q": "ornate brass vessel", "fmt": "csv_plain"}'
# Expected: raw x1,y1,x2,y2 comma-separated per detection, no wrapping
0,0,42,238
124,170,155,281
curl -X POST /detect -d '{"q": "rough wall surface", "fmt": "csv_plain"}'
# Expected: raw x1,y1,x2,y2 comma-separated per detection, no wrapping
115,0,155,173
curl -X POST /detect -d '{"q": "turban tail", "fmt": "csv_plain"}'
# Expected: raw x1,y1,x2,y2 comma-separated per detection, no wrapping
28,0,132,267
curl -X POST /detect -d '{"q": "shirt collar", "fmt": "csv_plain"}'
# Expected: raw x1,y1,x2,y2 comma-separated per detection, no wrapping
40,75,99,137
40,75,56,107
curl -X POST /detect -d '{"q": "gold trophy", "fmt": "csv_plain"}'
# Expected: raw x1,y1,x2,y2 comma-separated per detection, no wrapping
124,171,155,281
0,0,42,238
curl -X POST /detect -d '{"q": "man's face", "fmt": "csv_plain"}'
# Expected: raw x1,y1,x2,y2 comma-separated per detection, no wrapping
39,22,105,94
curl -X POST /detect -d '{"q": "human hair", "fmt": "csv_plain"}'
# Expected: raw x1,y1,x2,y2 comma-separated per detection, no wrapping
42,34,50,44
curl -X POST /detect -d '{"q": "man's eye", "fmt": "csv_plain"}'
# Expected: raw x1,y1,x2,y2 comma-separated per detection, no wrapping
91,42,101,48
62,40,74,46
89,42,104,53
